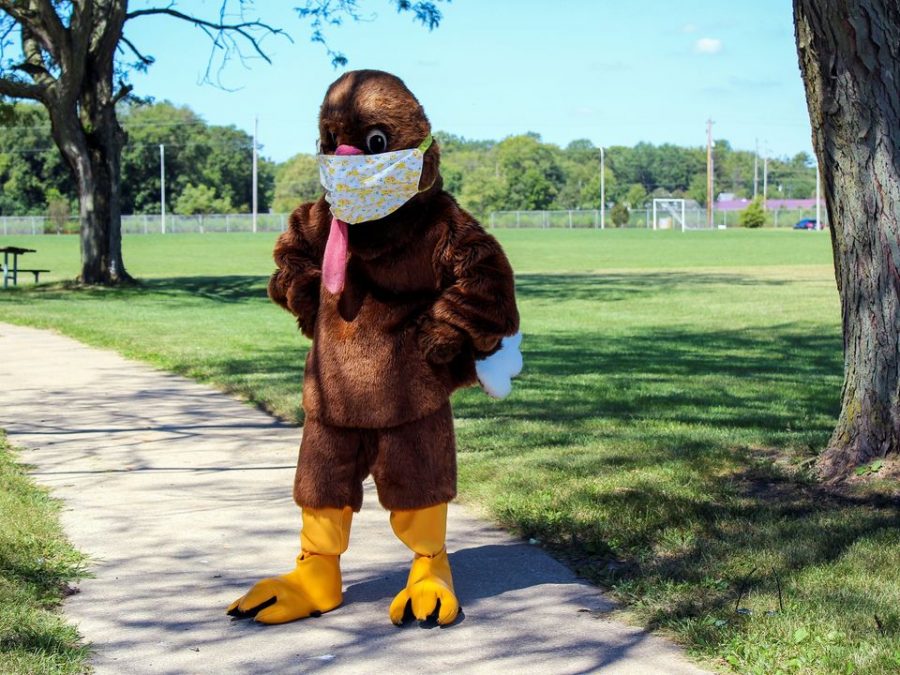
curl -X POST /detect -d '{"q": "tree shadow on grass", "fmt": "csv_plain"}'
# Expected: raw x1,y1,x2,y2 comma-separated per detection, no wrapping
454,325,842,445
2,275,271,304
515,271,795,303
8,269,798,305
141,276,271,303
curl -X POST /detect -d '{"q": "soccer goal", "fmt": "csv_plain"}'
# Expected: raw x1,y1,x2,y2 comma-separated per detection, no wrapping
652,198,687,231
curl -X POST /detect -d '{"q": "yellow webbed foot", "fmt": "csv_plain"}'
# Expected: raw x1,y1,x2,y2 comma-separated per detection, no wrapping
227,553,342,624
389,548,459,626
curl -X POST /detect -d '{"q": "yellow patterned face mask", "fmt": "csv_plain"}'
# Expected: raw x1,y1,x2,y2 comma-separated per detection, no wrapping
317,135,433,224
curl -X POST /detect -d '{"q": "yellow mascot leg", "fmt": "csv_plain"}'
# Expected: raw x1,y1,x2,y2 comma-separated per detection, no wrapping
226,506,351,624
388,503,459,626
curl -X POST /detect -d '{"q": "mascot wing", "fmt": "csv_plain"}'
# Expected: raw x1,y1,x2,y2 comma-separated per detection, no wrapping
475,332,523,399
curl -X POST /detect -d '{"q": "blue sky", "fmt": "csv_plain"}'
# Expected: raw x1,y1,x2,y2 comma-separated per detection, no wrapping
125,0,812,163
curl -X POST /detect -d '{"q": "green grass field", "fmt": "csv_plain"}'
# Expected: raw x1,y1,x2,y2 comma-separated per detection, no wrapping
1,229,898,673
0,434,88,674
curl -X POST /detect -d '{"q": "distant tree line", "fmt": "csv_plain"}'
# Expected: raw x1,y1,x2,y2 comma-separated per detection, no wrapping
1,101,817,220
0,101,275,217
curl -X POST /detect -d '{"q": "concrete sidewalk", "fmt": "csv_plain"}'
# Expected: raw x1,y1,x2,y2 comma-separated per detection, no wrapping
0,322,707,674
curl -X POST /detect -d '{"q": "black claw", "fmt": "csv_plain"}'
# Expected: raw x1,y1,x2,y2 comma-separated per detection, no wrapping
419,599,441,628
310,610,322,618
229,595,277,620
393,599,415,626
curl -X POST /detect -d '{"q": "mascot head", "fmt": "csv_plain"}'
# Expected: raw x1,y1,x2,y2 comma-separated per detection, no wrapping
317,70,441,224
315,70,444,286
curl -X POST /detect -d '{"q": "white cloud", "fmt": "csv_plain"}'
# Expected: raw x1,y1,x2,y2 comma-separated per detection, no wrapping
694,37,723,54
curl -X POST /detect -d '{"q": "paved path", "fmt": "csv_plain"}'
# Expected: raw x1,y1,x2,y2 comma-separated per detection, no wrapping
0,322,707,674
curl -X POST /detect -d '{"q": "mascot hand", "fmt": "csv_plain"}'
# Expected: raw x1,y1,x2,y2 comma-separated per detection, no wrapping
476,332,523,399
417,316,465,364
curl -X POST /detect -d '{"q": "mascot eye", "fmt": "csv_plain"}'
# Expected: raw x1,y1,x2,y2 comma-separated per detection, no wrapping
365,129,388,154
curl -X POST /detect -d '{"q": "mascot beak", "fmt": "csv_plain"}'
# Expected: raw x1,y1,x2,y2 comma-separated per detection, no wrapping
335,144,364,156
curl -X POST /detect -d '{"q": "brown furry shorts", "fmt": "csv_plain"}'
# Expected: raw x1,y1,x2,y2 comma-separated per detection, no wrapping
293,403,457,512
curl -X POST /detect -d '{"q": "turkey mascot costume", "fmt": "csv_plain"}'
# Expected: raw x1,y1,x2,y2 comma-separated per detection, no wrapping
228,70,520,627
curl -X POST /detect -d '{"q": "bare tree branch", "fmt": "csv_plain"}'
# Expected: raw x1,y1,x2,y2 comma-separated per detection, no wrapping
13,60,49,76
112,81,133,104
125,5,288,64
119,35,154,68
0,73,46,100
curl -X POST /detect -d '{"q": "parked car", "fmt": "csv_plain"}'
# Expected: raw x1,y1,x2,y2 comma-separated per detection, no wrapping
793,218,822,230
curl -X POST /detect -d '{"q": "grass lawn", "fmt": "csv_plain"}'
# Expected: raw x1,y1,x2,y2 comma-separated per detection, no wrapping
1,228,898,673
0,434,88,673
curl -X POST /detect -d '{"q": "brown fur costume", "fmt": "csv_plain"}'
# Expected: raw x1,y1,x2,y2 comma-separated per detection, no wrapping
268,70,519,512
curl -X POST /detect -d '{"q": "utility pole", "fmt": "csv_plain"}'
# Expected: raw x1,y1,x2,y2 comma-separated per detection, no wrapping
753,138,759,199
706,119,714,228
159,144,166,234
252,116,259,234
763,148,769,212
599,145,605,230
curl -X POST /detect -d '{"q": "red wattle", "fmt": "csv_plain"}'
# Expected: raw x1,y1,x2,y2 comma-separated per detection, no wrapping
322,217,349,295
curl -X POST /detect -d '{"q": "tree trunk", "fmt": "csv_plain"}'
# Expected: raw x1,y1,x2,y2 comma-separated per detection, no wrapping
794,0,900,479
33,0,133,286
48,104,130,285
80,70,130,285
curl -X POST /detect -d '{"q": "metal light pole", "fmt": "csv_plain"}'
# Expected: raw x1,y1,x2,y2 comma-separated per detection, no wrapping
599,146,605,230
252,116,258,234
706,119,714,228
159,144,166,234
753,138,759,199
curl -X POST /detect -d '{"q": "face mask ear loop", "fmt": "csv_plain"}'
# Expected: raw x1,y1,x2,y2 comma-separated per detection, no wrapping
417,134,436,193
417,134,434,153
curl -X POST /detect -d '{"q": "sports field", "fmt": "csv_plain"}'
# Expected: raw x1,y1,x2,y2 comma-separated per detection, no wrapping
1,229,898,673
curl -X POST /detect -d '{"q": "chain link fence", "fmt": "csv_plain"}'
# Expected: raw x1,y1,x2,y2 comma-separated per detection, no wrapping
488,207,827,230
122,213,289,234
0,216,48,235
0,213,290,235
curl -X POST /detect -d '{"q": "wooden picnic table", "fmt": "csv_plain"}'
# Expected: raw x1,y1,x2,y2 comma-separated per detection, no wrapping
1,246,49,288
